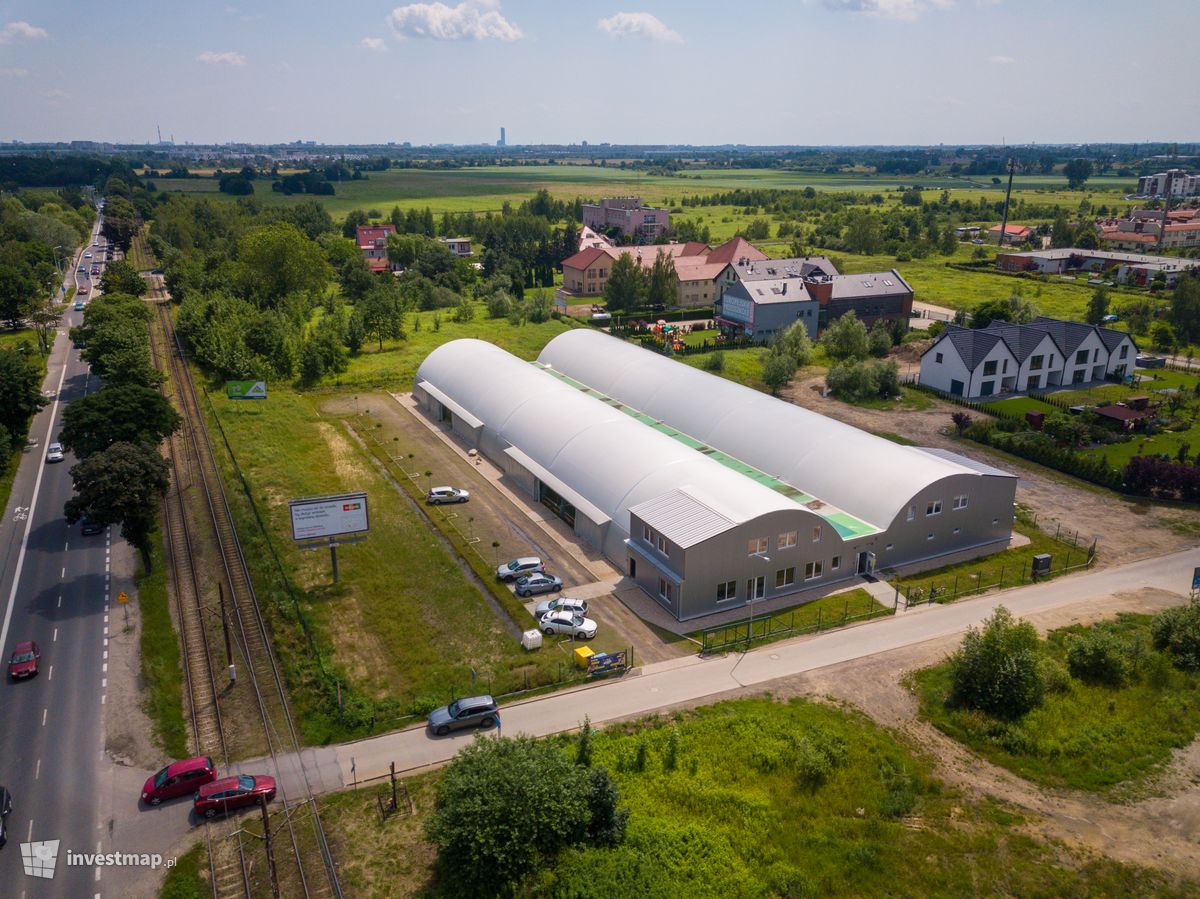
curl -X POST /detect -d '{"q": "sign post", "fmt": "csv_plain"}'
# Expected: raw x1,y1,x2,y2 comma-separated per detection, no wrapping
290,493,370,583
225,380,267,400
118,590,130,624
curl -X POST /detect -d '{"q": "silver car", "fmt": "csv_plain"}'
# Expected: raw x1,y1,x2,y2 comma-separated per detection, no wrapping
540,611,597,640
427,695,499,737
427,485,469,505
45,442,64,463
534,596,588,618
515,573,563,598
496,557,544,581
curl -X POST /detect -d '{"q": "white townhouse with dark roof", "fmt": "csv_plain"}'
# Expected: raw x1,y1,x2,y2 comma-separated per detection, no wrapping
919,317,1138,399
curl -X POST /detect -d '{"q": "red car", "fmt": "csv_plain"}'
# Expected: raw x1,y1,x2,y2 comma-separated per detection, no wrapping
77,283,89,293
8,642,40,679
142,756,217,806
194,774,276,819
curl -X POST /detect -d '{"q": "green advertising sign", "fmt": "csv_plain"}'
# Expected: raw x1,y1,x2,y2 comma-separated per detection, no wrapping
226,380,267,400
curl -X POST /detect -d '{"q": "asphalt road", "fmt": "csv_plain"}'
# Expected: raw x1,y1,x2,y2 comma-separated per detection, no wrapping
0,216,125,898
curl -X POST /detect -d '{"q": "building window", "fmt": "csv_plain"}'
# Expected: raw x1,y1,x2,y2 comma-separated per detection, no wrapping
778,531,797,549
656,534,668,555
935,352,943,364
831,555,841,570
983,360,997,376
747,576,765,600
1030,354,1044,371
992,518,999,525
953,527,960,535
907,505,916,522
952,495,968,510
748,537,768,555
643,525,652,542
1075,349,1088,365
775,567,796,589
804,561,823,581
927,533,935,541
885,543,894,551
716,580,737,602
812,526,822,542
1002,359,1009,374
1119,345,1128,359
926,500,942,516
658,578,672,601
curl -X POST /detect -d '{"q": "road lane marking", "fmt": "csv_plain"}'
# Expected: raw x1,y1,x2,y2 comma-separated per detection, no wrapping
101,677,106,688
42,708,47,725
47,665,52,681
53,627,57,642
61,567,65,579
102,662,107,673
101,694,106,705
35,759,40,780
64,542,69,551
0,353,70,657
102,650,107,660
27,819,32,842
57,595,62,608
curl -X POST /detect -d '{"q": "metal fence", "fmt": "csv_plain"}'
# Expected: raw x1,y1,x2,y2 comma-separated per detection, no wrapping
700,595,894,654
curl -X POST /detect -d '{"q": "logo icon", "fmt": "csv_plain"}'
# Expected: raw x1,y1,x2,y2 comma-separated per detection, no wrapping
21,840,60,878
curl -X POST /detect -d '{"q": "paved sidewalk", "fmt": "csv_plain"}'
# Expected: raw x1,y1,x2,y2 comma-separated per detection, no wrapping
251,544,1200,797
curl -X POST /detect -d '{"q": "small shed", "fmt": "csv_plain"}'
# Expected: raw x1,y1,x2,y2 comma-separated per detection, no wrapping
1093,403,1149,432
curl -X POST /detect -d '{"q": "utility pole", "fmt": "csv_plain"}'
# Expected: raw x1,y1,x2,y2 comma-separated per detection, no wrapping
1156,192,1174,254
997,157,1017,248
261,795,280,899
219,582,235,684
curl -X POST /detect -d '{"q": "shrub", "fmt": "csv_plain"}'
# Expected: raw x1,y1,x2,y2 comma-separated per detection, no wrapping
1066,629,1133,687
702,350,725,372
1038,656,1072,695
948,606,1044,720
795,737,833,791
1151,600,1200,671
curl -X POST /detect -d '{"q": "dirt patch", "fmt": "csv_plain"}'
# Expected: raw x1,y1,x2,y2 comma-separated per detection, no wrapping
782,372,1192,566
759,587,1200,880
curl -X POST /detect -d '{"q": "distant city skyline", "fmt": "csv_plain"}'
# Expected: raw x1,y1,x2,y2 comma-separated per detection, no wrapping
1,1,1197,146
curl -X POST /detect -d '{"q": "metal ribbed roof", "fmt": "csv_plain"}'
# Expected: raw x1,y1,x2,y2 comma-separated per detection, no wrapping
628,488,736,549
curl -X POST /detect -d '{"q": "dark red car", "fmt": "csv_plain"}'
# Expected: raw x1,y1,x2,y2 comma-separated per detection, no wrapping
8,642,40,679
194,774,276,819
142,756,217,806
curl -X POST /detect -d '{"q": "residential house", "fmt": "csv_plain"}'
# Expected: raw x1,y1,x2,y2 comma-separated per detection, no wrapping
995,247,1200,287
717,278,819,340
919,317,1138,399
716,254,837,301
440,237,472,257
987,224,1035,246
356,224,395,273
581,197,671,241
577,224,614,251
1137,169,1200,199
806,272,914,331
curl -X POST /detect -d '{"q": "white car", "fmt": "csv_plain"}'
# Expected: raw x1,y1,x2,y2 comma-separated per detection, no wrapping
84,252,92,258
427,485,469,505
534,596,588,618
496,557,544,581
539,611,597,640
45,442,64,463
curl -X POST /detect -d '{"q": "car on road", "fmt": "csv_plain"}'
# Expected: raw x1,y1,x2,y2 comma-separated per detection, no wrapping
0,785,11,847
533,596,588,618
427,485,470,505
496,556,544,581
45,442,64,463
78,284,89,293
514,572,563,598
84,252,92,258
143,756,217,805
427,695,499,736
80,515,104,535
8,641,41,679
74,300,85,311
193,774,276,819
539,611,597,640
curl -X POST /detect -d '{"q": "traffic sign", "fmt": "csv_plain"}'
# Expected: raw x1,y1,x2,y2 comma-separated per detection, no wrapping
117,591,130,604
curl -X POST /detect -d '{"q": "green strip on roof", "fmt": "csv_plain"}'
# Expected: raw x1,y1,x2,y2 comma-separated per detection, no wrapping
533,363,879,539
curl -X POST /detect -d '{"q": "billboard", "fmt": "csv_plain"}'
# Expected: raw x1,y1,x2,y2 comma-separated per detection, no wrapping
289,493,369,541
226,380,267,400
587,650,628,677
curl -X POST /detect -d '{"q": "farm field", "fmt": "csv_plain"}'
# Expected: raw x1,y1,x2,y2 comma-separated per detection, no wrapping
319,696,1195,898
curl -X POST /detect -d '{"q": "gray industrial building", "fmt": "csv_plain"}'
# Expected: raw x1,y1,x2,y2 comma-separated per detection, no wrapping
414,331,1017,621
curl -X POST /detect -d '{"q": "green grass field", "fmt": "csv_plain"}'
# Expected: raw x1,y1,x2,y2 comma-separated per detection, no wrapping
137,536,188,758
320,696,1193,897
690,587,891,650
914,612,1200,793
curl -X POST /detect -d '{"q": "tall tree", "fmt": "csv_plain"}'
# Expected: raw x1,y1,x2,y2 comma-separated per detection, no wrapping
1063,158,1094,190
1050,209,1074,248
0,262,41,329
357,282,407,351
1169,276,1200,347
236,223,332,305
603,253,643,312
1085,286,1110,325
646,250,677,308
59,384,181,459
65,441,170,570
820,311,870,361
0,347,47,446
844,211,884,255
99,259,147,297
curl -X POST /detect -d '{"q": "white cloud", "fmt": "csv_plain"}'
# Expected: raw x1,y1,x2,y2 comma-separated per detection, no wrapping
197,50,246,66
361,36,387,50
0,21,49,43
822,0,955,20
0,67,29,77
988,54,1015,64
597,12,683,43
388,0,522,42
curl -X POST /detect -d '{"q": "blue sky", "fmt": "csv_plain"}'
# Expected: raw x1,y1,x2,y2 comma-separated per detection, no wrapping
1,0,1197,146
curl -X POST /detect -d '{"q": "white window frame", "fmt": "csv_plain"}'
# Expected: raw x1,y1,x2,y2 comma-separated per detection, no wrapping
811,525,822,543
831,555,841,571
777,530,797,550
746,575,765,600
952,494,968,511
804,561,823,581
748,537,768,556
656,534,668,555
775,567,796,589
926,500,942,516
716,580,737,602
907,505,916,522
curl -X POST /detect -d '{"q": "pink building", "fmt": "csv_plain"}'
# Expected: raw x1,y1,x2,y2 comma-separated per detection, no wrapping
581,197,670,241
356,224,395,272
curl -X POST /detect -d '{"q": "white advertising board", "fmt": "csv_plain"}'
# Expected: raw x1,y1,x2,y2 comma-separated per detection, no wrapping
721,293,752,323
289,493,369,541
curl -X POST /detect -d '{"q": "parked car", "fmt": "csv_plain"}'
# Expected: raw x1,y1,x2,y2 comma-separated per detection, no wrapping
533,596,588,618
1102,313,1119,323
496,557,544,581
84,252,92,258
0,785,11,847
74,300,85,312
80,515,104,535
427,485,469,505
427,695,499,736
193,774,276,819
142,756,217,805
514,572,563,598
45,442,64,463
8,641,41,679
539,611,597,640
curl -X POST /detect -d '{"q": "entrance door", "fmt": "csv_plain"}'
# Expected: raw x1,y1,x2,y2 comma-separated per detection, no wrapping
629,557,636,578
857,551,876,575
746,576,765,601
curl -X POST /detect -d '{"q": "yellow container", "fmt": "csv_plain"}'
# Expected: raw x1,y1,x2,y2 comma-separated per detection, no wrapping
574,645,595,670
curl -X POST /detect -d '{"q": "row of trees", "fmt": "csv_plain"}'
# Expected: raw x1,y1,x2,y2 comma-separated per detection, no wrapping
64,292,179,569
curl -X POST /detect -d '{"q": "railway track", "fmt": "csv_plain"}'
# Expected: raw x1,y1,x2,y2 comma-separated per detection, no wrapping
151,295,341,899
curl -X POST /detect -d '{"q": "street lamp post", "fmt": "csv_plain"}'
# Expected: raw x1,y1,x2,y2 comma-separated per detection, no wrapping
748,553,769,650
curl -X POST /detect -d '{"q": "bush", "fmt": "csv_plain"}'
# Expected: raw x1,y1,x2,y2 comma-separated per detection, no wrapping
825,359,900,402
948,606,1044,720
701,351,724,372
1038,656,1072,695
1151,601,1200,672
1066,629,1133,688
